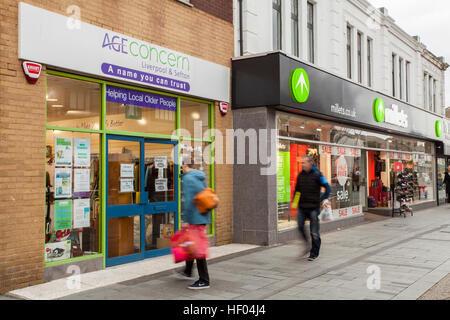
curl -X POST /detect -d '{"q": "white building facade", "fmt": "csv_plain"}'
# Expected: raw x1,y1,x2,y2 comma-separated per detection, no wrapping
231,0,450,246
233,0,448,115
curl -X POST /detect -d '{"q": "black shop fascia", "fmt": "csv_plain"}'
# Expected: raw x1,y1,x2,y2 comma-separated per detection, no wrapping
232,51,445,145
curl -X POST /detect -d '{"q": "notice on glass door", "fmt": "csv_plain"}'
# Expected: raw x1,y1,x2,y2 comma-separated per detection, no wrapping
73,198,90,229
120,163,134,178
54,199,73,231
120,178,134,193
154,156,167,169
155,178,168,192
74,138,90,167
54,168,72,198
55,137,73,167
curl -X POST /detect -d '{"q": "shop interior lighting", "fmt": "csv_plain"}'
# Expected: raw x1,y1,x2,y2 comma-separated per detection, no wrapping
52,104,64,108
191,112,201,120
138,118,147,125
46,94,58,102
66,110,90,115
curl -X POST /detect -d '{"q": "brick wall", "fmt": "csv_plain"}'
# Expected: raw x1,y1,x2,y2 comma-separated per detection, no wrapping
214,102,233,246
190,0,233,24
0,0,233,293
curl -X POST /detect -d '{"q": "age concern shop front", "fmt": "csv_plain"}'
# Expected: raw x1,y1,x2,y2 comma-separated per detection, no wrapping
232,52,446,246
18,3,230,280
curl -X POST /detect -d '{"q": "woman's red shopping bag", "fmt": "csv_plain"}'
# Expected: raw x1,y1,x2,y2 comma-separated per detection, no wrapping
188,225,209,260
170,225,209,263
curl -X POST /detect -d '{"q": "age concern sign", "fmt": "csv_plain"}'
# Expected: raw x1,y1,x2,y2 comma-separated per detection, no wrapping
18,2,230,102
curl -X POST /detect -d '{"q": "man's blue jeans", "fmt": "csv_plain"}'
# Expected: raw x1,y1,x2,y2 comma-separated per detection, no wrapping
298,207,321,257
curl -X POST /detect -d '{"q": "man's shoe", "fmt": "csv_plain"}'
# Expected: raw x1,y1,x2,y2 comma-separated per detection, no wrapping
174,270,194,280
308,255,318,261
188,280,210,290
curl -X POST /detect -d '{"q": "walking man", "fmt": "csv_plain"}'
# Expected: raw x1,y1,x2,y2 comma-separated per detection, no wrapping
294,155,331,261
175,160,211,289
443,165,450,203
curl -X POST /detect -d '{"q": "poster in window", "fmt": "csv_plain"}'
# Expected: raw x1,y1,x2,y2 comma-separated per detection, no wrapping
154,156,167,169
54,168,72,198
74,168,90,195
74,138,90,167
55,137,73,166
54,199,73,231
120,178,134,192
73,198,90,229
155,178,168,192
120,163,134,178
45,240,71,262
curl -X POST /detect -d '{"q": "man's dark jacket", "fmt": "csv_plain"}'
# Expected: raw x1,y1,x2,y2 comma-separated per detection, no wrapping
294,166,331,209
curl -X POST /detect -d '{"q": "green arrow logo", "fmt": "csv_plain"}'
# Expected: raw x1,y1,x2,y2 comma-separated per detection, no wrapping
290,68,310,103
436,120,443,137
373,98,385,123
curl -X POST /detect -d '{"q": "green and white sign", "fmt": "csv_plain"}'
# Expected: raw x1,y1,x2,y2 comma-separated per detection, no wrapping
277,151,291,203
373,98,408,128
290,68,310,103
373,98,385,123
436,120,443,138
54,200,73,231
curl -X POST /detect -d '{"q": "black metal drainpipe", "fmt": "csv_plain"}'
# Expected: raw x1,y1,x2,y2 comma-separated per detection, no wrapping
239,0,243,56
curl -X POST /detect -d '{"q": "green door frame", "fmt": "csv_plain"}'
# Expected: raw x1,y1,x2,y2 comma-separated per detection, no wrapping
44,69,215,269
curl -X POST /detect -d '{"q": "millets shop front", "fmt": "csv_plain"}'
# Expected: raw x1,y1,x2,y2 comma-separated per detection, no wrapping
232,52,448,246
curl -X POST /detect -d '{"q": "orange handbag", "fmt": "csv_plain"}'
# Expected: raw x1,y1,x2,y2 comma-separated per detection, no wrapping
194,188,219,214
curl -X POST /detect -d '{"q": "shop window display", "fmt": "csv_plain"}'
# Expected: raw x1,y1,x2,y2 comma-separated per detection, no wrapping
277,139,366,230
437,158,447,204
368,149,436,209
180,140,213,235
45,131,100,262
46,75,100,129
180,100,210,139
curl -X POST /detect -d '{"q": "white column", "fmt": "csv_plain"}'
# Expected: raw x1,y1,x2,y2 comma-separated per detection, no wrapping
282,0,291,54
299,0,308,61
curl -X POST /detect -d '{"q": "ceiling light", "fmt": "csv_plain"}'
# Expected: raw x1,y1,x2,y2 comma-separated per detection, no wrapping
316,128,322,132
138,119,147,125
66,110,90,115
52,104,64,108
47,98,58,102
191,112,200,120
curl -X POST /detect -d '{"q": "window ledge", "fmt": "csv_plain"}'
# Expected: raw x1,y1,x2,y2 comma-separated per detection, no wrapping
175,0,193,8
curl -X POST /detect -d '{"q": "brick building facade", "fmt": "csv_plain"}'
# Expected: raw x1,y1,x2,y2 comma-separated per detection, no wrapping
0,0,233,293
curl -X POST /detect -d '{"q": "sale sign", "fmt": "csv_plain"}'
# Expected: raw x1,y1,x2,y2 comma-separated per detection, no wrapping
394,162,403,172
319,145,361,157
335,155,348,187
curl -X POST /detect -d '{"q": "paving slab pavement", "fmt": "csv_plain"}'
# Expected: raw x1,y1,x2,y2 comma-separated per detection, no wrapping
5,205,450,300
